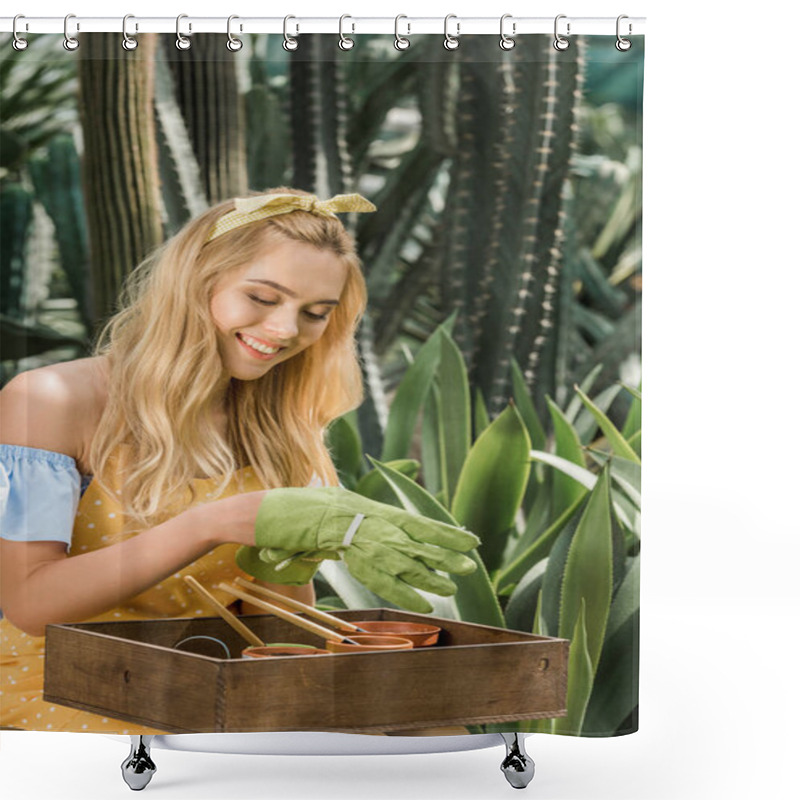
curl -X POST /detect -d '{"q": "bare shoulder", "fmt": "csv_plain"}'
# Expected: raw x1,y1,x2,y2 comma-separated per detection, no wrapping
0,357,109,463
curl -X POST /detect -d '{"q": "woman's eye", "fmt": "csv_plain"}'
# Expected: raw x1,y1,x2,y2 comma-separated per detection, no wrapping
304,311,329,322
247,295,276,306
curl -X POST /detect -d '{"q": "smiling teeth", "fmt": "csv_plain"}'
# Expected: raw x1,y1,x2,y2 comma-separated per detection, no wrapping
240,334,281,355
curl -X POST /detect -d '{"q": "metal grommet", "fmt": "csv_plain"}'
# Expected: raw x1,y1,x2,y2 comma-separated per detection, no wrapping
339,14,355,50
616,15,632,51
394,15,410,51
121,14,138,51
283,15,299,52
227,15,243,52
443,14,460,51
499,14,515,50
12,15,28,51
63,13,79,51
176,13,191,51
553,14,570,51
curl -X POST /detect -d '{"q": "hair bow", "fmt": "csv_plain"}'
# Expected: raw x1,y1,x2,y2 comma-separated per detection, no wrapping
207,192,376,242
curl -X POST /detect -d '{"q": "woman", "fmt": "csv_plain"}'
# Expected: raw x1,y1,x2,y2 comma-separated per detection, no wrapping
0,188,374,732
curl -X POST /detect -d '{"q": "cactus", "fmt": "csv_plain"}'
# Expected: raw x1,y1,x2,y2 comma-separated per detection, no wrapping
0,182,33,318
163,33,247,203
77,33,163,325
27,135,91,330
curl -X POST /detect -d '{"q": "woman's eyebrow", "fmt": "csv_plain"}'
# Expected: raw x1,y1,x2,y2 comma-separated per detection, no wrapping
245,278,339,305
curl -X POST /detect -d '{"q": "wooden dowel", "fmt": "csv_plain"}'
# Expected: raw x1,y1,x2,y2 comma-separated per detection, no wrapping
218,582,350,644
232,577,365,633
183,576,263,648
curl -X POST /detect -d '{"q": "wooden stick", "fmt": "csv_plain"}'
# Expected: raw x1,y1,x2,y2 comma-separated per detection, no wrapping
183,576,263,648
232,577,366,633
218,582,354,644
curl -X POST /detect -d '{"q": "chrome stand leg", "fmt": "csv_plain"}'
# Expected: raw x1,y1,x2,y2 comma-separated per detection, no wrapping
500,733,535,789
121,735,157,791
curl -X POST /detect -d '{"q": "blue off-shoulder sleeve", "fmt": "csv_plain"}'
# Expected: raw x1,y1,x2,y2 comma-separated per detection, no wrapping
0,444,82,553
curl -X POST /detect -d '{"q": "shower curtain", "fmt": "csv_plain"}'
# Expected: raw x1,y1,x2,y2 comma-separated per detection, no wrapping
0,25,643,740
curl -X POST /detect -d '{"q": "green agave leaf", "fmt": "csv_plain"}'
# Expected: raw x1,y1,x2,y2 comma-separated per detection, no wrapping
451,404,531,574
547,397,587,516
620,381,643,401
564,363,604,425
508,469,552,562
511,359,547,451
583,557,640,735
504,559,548,634
553,599,594,736
381,327,443,461
421,382,443,498
574,383,622,445
473,388,490,440
529,450,596,491
627,429,641,458
327,414,363,484
438,328,471,506
317,560,386,610
532,588,546,636
609,457,641,509
559,467,614,674
495,491,588,594
366,456,504,627
354,460,420,503
573,386,640,464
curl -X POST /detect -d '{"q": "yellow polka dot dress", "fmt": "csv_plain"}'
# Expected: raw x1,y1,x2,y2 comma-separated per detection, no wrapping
0,457,265,733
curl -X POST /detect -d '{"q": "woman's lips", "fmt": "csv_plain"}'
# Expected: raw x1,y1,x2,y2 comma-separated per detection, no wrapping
236,333,285,361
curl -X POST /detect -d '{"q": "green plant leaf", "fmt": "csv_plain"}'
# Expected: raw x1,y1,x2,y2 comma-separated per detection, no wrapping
573,386,640,464
473,387,490,440
421,382,443,497
553,599,594,736
583,557,640,735
511,359,547,451
564,363,604,425
381,327,443,461
547,397,586,516
366,456,504,627
354,460,420,503
327,414,363,484
451,404,531,573
529,450,597,491
558,467,614,674
574,383,622,445
495,491,588,593
504,559,548,634
438,329,471,506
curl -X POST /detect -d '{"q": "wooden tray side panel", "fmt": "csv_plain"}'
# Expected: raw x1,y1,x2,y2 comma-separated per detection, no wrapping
44,626,220,732
221,640,568,733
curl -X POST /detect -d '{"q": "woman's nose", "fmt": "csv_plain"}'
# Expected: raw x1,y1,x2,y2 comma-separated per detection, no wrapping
262,306,299,341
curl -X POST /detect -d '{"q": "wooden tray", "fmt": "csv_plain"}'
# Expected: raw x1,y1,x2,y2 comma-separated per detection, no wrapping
44,609,569,733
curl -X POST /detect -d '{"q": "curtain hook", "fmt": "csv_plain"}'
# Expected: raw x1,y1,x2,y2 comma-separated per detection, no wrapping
283,15,299,51
553,14,570,51
227,15,243,52
176,14,191,50
12,15,28,51
394,14,410,51
339,14,355,50
499,14,516,50
63,13,79,51
443,14,460,51
616,15,632,51
122,15,138,51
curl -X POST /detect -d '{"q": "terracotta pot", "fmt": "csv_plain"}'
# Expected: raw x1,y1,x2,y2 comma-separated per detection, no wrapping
349,621,441,648
326,635,414,653
242,645,330,658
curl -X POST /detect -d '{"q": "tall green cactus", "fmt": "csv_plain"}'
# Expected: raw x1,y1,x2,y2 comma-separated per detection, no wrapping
164,33,247,203
0,182,33,318
77,33,163,326
28,135,91,330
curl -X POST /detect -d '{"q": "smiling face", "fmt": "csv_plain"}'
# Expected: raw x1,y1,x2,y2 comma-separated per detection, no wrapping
209,238,349,381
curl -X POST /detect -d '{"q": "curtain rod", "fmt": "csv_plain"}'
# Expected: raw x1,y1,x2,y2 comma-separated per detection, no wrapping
0,16,646,37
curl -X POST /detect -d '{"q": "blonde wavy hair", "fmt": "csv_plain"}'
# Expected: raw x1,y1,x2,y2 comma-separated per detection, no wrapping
89,187,367,530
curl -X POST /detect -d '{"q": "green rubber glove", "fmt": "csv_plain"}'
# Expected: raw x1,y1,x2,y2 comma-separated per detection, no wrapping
235,487,480,613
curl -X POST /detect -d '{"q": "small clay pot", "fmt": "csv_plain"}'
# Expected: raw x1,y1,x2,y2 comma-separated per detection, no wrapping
242,645,330,658
350,621,441,648
326,635,414,653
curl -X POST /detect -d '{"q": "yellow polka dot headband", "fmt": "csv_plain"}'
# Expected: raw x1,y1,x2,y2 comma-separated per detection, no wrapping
206,192,377,242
